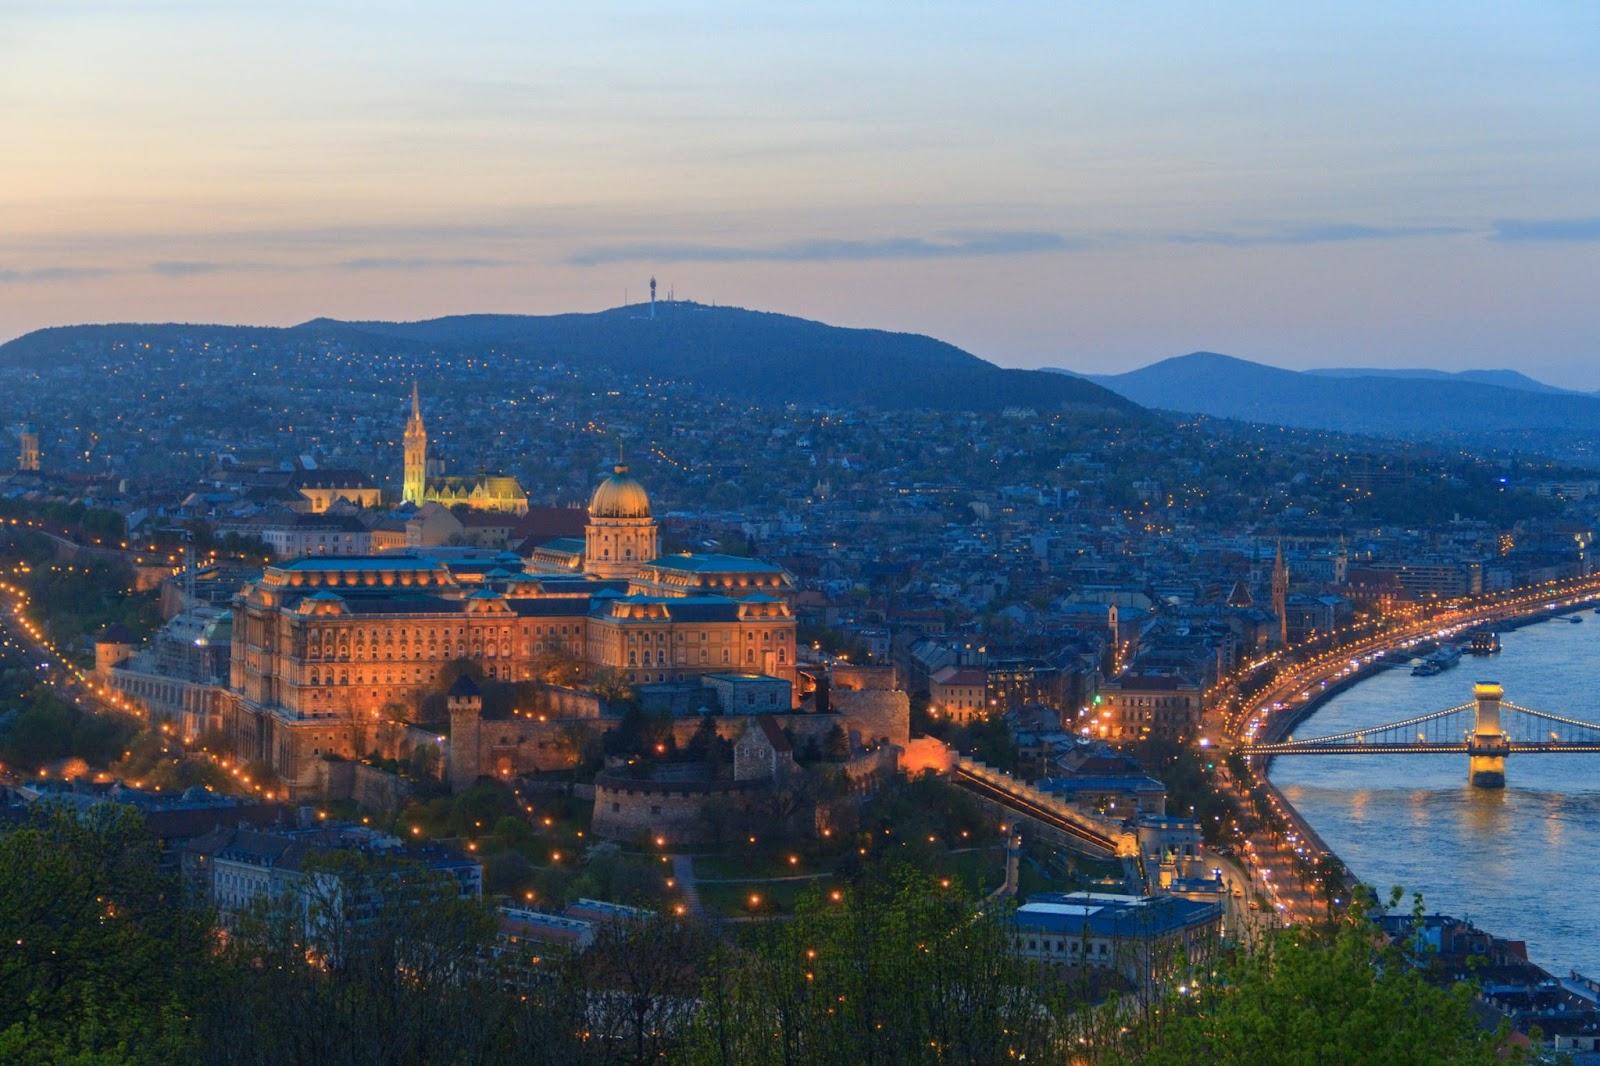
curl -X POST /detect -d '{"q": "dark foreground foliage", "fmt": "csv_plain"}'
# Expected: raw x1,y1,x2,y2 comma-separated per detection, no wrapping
0,808,1520,1065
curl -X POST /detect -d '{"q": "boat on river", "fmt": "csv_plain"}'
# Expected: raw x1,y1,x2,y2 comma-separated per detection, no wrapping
1468,629,1501,656
1412,644,1464,676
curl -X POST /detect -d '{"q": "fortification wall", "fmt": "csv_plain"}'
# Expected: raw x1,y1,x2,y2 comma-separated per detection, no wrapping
314,759,411,813
832,688,910,746
591,775,765,846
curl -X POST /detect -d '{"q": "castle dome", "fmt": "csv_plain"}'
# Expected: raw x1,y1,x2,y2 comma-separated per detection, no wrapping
589,463,651,519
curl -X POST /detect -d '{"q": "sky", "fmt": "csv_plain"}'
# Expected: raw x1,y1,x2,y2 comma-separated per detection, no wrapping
2,2,1598,385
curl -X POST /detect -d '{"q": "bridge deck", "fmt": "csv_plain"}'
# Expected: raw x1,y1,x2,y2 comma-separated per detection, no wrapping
1244,699,1600,757
1252,742,1600,755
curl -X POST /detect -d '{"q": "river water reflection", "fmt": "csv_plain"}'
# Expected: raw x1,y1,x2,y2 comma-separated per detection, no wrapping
1272,612,1600,975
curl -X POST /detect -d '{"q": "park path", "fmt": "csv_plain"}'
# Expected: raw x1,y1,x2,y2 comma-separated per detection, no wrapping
671,854,705,918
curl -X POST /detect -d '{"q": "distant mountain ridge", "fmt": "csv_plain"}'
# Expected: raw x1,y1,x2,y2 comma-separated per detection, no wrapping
1060,352,1600,439
0,303,1136,414
1305,366,1577,395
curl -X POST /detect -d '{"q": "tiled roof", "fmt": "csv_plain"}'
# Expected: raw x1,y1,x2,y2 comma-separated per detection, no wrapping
288,469,377,489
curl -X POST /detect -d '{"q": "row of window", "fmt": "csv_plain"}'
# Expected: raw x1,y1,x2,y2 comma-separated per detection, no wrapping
302,623,577,648
1119,695,1196,709
624,646,786,667
623,629,786,644
301,637,583,665
1018,937,1110,956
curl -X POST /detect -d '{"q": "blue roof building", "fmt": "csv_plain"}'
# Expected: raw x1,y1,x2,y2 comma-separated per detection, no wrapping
1010,891,1222,988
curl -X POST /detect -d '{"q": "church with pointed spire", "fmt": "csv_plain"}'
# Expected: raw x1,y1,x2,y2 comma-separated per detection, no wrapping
1272,541,1290,645
401,382,529,514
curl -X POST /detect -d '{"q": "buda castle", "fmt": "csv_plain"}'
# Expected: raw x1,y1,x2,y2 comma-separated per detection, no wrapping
225,456,799,796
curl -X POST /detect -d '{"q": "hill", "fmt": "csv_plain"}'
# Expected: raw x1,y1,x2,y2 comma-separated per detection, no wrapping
1305,366,1575,395
0,304,1136,414
1071,353,1600,440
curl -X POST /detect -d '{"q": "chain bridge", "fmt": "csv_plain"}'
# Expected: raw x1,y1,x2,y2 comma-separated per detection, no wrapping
1244,684,1600,788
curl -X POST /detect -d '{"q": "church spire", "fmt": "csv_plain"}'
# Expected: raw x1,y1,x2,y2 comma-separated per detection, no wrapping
403,381,427,505
1272,539,1290,645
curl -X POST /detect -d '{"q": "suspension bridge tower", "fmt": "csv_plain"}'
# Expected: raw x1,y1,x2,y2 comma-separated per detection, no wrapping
1468,682,1510,789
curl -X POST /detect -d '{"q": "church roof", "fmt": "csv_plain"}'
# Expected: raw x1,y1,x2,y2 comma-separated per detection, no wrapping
426,474,527,500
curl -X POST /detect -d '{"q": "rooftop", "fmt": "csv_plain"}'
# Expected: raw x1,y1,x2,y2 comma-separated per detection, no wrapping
271,554,445,572
1013,892,1221,938
646,552,785,574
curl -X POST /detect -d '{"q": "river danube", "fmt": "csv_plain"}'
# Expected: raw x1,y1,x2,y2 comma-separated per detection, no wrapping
1272,612,1600,976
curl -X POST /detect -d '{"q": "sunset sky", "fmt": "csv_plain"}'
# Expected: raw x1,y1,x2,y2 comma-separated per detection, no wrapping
3,2,1597,384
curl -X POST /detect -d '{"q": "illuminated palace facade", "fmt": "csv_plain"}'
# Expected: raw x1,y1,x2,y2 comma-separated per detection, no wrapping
227,461,797,795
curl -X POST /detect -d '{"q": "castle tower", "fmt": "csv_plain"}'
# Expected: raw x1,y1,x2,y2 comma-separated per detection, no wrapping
17,423,39,472
447,673,483,792
403,381,427,505
1272,541,1290,645
585,449,659,579
93,623,136,682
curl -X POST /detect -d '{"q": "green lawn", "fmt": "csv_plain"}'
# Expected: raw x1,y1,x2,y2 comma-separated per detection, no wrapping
925,846,1006,896
696,878,826,916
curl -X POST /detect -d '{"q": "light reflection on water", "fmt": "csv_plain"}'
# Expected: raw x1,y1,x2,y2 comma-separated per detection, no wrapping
1272,613,1600,975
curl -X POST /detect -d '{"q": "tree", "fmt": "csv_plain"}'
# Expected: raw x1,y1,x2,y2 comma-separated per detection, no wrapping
0,807,209,1064
580,915,711,1062
590,667,635,706
1115,895,1522,1066
200,851,505,1066
685,868,1085,1065
824,723,850,760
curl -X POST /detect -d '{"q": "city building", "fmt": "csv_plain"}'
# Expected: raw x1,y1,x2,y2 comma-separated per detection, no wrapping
1037,772,1168,817
182,821,481,932
101,606,232,739
929,665,988,723
226,463,799,795
17,422,40,472
401,383,528,514
288,469,383,513
1094,673,1204,742
1010,891,1221,988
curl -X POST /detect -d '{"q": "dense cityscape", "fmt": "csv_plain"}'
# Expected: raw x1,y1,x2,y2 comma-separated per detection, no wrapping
6,4,1599,1064
2,304,1599,1062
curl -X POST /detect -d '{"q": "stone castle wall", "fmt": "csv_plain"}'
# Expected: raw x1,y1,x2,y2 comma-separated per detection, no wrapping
315,759,411,813
831,688,911,747
591,774,766,846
